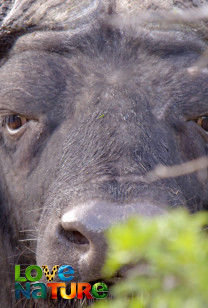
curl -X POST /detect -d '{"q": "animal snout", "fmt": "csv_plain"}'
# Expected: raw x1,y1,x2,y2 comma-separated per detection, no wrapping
37,200,167,281
54,200,166,281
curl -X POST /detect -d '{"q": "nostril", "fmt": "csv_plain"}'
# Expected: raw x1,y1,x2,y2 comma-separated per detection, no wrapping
58,225,89,245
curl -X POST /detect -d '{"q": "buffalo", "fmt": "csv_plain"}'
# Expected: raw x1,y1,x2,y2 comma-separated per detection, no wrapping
0,0,208,306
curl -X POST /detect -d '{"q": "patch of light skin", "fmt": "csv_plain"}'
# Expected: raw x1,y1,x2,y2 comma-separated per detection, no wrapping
61,208,78,225
187,66,208,75
61,201,95,228
61,201,167,234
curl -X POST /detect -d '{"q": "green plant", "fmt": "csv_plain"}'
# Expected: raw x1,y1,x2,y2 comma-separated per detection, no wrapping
93,209,208,308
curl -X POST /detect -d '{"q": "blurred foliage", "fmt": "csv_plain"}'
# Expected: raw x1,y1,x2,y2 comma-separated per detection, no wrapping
93,209,208,308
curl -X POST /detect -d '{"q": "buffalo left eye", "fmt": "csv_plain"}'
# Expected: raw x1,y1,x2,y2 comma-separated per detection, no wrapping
196,116,208,132
2,114,28,135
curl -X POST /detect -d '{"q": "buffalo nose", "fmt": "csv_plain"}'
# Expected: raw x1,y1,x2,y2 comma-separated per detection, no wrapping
60,200,166,281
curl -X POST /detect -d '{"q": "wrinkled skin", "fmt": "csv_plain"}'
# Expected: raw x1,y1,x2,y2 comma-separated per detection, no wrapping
1,0,208,307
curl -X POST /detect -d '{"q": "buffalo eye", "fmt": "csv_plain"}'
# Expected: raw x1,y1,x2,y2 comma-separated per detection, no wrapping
2,114,27,136
196,116,208,132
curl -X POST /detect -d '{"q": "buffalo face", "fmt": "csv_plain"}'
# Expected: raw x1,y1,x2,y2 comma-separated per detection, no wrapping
1,0,208,305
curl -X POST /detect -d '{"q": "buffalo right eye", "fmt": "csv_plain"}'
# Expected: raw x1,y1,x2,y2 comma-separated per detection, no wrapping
196,116,208,133
2,114,28,136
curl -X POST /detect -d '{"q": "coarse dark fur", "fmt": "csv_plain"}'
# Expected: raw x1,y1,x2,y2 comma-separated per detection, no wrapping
1,0,208,307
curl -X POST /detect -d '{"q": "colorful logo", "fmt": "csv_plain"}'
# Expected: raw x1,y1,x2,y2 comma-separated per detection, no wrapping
15,265,108,300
